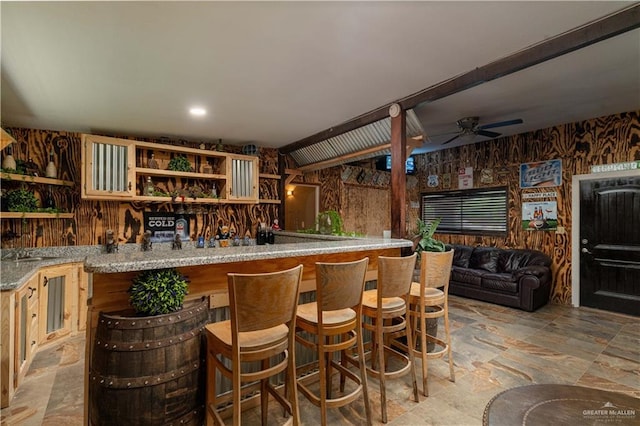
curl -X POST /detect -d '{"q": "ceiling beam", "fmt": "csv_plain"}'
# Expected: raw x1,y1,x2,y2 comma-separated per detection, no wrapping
280,4,640,155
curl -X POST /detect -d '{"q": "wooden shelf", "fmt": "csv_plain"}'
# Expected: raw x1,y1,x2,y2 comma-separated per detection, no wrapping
1,212,74,219
1,173,74,187
259,199,281,204
134,196,226,204
259,173,280,179
136,168,226,180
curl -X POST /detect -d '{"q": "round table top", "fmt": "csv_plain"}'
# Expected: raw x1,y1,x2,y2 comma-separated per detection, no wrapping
483,384,639,426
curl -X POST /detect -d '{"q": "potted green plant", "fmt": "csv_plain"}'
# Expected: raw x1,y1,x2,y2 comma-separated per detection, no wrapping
5,187,38,212
317,210,344,235
128,268,189,316
412,217,447,255
167,155,192,172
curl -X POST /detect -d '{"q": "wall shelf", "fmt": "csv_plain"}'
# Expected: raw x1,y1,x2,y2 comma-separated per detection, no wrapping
1,212,74,219
259,173,280,179
259,199,281,204
1,173,74,187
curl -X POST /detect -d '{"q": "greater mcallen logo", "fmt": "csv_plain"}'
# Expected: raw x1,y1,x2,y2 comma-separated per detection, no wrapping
583,402,636,423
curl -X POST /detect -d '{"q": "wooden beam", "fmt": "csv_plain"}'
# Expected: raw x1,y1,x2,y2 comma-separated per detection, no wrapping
390,110,406,239
279,4,640,155
1,128,16,151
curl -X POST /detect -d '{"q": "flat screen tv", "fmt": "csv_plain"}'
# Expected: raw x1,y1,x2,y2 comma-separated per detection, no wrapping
377,155,415,174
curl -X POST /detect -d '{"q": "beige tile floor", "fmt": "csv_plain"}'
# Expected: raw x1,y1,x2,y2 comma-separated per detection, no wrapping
1,296,638,425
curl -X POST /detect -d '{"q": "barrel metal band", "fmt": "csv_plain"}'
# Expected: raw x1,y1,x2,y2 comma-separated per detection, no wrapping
98,305,207,330
90,359,201,389
95,326,204,351
165,405,205,426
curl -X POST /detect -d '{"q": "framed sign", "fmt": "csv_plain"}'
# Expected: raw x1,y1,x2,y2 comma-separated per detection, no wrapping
522,201,558,231
458,167,473,189
144,212,177,242
520,159,562,188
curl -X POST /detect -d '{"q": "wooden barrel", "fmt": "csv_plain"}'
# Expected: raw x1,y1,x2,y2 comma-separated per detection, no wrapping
89,297,208,426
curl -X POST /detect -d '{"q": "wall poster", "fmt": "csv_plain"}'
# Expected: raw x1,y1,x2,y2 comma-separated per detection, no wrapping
522,201,558,231
520,159,562,188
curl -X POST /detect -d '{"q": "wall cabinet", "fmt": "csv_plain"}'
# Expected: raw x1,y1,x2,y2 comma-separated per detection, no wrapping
81,135,263,204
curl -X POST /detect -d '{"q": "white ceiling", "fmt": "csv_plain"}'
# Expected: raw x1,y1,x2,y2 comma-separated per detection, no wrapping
1,2,639,157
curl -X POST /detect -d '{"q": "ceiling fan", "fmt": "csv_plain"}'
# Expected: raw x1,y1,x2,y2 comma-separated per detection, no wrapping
441,116,523,145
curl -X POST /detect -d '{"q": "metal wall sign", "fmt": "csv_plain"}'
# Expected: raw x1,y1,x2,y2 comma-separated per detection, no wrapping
520,159,562,188
591,161,640,173
522,191,558,199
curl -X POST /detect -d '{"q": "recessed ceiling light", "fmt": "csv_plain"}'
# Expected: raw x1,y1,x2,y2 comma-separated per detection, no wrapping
189,107,206,116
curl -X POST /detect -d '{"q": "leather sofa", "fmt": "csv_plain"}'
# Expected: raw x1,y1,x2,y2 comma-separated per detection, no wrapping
446,244,552,312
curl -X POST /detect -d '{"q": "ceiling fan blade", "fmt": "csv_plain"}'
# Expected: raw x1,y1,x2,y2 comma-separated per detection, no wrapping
442,134,461,145
477,118,523,130
476,130,501,138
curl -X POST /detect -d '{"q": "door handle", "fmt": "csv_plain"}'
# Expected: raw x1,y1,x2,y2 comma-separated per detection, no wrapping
581,247,593,255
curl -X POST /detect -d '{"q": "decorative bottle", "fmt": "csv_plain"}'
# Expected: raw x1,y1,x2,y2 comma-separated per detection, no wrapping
2,145,16,170
144,176,154,196
45,151,57,178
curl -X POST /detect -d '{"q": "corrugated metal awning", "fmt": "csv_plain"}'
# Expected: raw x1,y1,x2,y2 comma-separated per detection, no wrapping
289,109,425,170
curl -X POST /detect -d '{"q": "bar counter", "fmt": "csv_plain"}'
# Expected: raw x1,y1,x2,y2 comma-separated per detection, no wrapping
86,232,412,313
83,232,412,423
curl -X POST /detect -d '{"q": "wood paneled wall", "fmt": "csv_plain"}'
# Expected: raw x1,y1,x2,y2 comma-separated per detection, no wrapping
296,111,640,305
3,111,638,305
1,130,280,247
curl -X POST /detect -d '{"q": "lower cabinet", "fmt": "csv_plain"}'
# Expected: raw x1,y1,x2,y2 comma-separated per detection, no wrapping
0,262,87,408
38,264,76,345
14,274,39,389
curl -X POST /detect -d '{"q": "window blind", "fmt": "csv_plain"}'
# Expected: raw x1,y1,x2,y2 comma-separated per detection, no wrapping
421,187,508,236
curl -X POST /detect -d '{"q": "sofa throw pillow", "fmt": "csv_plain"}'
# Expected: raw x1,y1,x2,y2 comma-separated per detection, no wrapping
469,247,500,273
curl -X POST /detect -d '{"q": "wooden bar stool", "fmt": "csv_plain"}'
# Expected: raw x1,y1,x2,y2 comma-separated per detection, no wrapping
407,250,455,396
361,253,419,423
205,264,303,426
295,257,372,426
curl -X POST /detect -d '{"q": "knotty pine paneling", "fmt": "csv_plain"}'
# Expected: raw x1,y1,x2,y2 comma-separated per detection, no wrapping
297,110,639,306
3,111,638,305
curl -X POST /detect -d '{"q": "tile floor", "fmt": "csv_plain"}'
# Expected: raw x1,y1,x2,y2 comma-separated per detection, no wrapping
1,296,638,425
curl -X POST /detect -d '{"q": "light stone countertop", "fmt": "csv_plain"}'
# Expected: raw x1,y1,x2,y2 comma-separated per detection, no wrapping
1,232,411,291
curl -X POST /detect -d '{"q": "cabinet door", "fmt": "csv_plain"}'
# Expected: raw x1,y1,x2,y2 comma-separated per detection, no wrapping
81,134,135,199
228,155,259,203
14,275,39,388
38,265,75,345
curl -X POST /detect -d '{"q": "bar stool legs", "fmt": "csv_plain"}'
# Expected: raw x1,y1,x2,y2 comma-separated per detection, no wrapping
362,254,419,423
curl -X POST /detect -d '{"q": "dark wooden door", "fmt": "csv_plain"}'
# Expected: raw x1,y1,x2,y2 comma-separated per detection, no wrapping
579,176,640,316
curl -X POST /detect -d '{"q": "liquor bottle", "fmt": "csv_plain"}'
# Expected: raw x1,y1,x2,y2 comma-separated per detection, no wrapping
175,213,188,241
267,226,274,245
43,185,56,209
257,223,266,245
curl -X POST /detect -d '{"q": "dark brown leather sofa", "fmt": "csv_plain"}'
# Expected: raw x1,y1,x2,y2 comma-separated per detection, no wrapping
447,244,552,312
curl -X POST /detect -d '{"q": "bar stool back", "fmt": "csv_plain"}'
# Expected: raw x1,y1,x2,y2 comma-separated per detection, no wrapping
205,264,303,425
295,257,372,426
408,250,455,396
362,253,419,423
